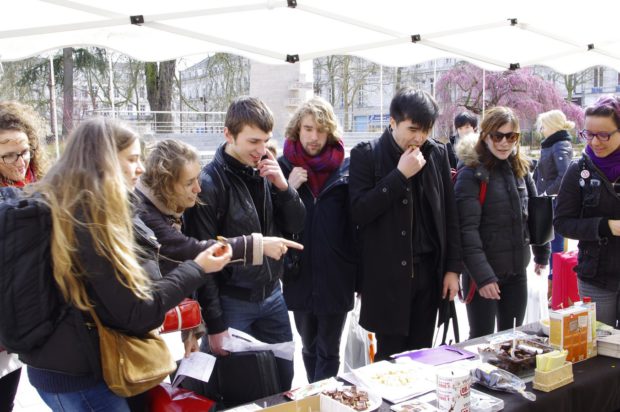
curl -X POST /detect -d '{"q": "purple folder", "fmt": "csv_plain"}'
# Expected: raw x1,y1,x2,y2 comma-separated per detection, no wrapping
391,345,478,366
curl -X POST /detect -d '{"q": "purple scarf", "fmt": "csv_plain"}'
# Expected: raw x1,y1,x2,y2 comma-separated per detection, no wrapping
585,145,620,183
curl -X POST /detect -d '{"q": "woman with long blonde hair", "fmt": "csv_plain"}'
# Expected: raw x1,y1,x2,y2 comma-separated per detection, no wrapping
22,118,231,411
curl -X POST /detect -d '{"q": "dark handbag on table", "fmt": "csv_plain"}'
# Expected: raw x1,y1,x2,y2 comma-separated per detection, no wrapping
89,309,177,397
160,298,202,334
175,350,281,409
528,195,554,245
435,297,460,346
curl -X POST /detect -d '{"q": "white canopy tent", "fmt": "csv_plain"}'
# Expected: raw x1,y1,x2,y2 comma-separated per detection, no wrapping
1,0,620,74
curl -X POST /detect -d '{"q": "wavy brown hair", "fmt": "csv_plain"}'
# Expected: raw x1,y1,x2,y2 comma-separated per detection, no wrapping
0,100,49,180
285,97,342,145
475,106,530,178
32,117,152,310
141,139,200,212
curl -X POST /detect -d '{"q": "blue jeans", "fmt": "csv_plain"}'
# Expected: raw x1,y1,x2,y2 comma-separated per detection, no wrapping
201,287,294,390
578,279,620,328
37,382,130,412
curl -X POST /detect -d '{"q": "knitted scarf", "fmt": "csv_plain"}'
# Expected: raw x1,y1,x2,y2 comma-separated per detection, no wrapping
283,138,344,197
585,145,620,183
0,165,35,188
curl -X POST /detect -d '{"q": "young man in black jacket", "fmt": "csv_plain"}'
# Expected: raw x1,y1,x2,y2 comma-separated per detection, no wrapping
349,88,461,361
446,112,478,169
184,97,306,390
278,97,358,383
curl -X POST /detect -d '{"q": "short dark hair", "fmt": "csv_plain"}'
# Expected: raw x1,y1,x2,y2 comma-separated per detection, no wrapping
389,87,438,132
225,96,274,137
454,112,478,129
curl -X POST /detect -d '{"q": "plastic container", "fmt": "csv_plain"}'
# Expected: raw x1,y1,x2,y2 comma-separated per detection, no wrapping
533,362,573,392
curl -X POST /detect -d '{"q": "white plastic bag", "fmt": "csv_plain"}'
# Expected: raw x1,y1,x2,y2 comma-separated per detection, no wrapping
343,296,374,372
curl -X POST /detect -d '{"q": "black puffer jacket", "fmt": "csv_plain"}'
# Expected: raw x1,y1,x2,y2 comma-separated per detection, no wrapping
454,134,550,288
554,154,620,291
184,144,305,331
278,156,358,315
20,216,207,379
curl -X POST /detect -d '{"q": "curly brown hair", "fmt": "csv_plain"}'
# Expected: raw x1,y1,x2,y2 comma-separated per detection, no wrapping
285,97,342,144
141,139,200,212
0,101,49,180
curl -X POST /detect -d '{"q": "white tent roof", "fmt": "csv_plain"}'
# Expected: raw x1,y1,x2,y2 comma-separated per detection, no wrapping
2,0,620,74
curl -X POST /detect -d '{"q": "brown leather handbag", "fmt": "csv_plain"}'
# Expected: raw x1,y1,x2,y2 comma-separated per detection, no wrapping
159,298,202,334
89,309,176,397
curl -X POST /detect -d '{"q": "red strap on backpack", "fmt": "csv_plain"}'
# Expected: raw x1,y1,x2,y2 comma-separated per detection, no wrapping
458,180,487,304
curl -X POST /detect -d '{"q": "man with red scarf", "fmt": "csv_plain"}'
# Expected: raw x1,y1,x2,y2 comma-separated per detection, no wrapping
279,97,358,383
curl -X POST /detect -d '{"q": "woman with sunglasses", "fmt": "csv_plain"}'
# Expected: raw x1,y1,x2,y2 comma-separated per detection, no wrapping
554,96,620,327
0,101,48,412
454,106,549,338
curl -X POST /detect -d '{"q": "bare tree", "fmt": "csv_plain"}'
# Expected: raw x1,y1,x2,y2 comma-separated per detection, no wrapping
62,48,74,137
145,60,176,132
314,56,379,131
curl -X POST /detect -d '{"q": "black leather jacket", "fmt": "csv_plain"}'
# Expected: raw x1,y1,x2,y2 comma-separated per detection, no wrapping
184,144,305,332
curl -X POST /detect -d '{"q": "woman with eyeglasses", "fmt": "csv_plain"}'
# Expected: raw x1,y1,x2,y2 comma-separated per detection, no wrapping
454,106,550,339
0,101,49,412
554,96,620,327
534,110,575,302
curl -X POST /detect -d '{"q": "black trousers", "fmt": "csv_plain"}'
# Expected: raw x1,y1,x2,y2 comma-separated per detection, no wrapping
0,368,21,412
375,259,439,362
464,273,528,339
293,311,348,383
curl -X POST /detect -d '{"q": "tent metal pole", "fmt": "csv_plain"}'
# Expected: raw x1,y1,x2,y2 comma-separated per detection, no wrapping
108,53,115,118
482,69,486,118
49,56,60,159
379,64,384,131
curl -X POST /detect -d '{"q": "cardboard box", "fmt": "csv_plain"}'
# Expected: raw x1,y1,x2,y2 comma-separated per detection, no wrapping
549,306,589,362
261,394,371,412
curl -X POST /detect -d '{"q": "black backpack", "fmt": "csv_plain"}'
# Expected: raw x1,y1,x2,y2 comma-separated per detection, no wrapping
0,190,66,353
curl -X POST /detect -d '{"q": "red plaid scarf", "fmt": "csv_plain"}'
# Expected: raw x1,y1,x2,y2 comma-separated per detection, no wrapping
283,138,344,197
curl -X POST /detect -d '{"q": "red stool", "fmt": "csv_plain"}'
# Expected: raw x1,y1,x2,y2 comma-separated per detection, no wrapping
551,251,580,310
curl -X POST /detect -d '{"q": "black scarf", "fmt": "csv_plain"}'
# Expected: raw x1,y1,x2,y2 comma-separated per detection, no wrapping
541,130,572,149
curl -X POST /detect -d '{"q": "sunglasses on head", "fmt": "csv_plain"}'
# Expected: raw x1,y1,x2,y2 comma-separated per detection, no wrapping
488,131,520,143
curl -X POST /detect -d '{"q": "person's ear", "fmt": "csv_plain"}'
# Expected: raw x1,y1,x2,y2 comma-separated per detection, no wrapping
223,127,235,144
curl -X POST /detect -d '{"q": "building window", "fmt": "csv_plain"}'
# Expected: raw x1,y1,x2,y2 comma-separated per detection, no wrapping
594,67,604,88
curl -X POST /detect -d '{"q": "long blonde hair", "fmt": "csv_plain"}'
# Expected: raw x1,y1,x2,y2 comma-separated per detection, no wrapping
33,117,152,310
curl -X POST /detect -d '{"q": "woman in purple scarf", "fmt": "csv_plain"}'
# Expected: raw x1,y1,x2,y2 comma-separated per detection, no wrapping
554,95,620,327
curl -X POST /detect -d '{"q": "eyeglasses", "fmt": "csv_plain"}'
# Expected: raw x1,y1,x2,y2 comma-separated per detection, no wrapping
0,149,32,164
488,131,520,143
578,129,619,142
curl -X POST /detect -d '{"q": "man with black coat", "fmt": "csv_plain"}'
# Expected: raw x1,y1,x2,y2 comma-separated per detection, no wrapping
278,97,358,383
184,97,306,390
349,88,462,361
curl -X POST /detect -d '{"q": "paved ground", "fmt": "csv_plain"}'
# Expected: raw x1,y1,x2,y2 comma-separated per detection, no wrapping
14,244,567,411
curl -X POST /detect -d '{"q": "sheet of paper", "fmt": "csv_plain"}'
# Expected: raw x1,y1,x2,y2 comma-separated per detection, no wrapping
223,328,296,361
172,351,216,387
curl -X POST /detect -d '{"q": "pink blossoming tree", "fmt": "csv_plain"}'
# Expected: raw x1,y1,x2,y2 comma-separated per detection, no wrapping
435,62,584,141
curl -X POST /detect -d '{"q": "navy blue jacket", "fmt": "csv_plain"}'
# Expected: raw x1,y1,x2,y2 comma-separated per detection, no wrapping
278,156,358,315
